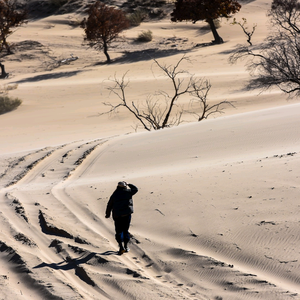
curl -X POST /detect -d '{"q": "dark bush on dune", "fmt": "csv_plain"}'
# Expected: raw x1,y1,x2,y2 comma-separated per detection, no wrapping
0,95,22,114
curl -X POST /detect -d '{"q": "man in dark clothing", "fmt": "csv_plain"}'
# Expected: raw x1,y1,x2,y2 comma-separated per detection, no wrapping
105,181,138,255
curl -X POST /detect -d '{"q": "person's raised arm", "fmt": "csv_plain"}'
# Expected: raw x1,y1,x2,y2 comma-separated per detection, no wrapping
128,183,138,195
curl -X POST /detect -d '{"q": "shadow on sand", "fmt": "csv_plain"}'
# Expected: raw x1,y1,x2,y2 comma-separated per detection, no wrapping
94,48,192,66
95,42,215,65
33,250,117,271
33,252,97,271
13,70,84,84
115,48,189,64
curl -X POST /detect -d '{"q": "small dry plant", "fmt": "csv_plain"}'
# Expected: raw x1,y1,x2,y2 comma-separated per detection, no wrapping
137,30,153,42
127,9,147,26
0,84,22,114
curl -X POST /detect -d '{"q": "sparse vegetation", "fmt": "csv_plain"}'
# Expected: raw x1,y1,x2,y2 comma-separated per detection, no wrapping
101,56,233,131
137,30,153,42
0,84,21,114
5,83,17,90
0,95,22,114
230,0,300,96
127,9,147,26
122,0,169,21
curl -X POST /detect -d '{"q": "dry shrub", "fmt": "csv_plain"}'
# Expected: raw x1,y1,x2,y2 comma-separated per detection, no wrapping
0,95,22,114
137,30,153,42
0,84,21,114
5,84,18,91
127,9,147,26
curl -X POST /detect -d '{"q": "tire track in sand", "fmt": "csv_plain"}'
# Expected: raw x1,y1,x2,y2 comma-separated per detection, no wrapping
0,139,114,299
49,139,204,300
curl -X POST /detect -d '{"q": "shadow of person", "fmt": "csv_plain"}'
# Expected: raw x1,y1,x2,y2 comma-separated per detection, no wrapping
33,252,96,270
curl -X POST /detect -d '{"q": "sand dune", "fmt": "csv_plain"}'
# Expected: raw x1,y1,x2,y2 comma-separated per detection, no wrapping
0,0,300,299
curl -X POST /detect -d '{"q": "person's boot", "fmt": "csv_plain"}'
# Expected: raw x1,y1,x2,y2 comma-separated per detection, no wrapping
118,244,125,255
124,241,130,253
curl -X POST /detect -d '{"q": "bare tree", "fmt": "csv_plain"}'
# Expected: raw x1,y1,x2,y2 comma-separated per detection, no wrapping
189,79,233,121
268,0,300,35
101,56,233,131
232,17,257,46
230,0,300,96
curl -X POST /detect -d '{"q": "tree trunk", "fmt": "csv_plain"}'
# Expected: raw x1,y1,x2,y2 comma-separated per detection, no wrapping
2,36,11,54
0,63,8,78
207,18,223,44
103,41,111,63
161,96,176,129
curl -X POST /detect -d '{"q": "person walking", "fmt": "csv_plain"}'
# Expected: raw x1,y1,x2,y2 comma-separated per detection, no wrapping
105,181,138,255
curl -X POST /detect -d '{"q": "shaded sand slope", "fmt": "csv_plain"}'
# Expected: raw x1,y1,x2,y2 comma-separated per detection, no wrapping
0,103,299,299
83,103,300,181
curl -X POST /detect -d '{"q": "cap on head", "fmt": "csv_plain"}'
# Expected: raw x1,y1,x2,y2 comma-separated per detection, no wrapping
118,181,127,188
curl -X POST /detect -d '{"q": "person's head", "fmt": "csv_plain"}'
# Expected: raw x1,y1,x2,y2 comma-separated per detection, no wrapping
117,181,127,188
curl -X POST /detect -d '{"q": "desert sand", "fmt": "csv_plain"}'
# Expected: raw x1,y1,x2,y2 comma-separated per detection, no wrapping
0,0,300,299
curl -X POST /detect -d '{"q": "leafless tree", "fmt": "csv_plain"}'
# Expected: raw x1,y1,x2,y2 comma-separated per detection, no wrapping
230,0,300,96
101,56,233,131
232,17,257,46
188,79,233,121
268,0,300,35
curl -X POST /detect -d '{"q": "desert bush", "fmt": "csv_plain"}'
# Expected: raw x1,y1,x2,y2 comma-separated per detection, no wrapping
127,9,147,26
0,95,22,114
137,30,153,42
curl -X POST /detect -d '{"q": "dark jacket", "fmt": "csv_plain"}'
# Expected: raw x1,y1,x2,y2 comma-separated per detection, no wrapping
105,184,138,219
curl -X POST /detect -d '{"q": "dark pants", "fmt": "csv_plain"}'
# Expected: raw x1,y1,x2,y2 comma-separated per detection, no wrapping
114,214,131,247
